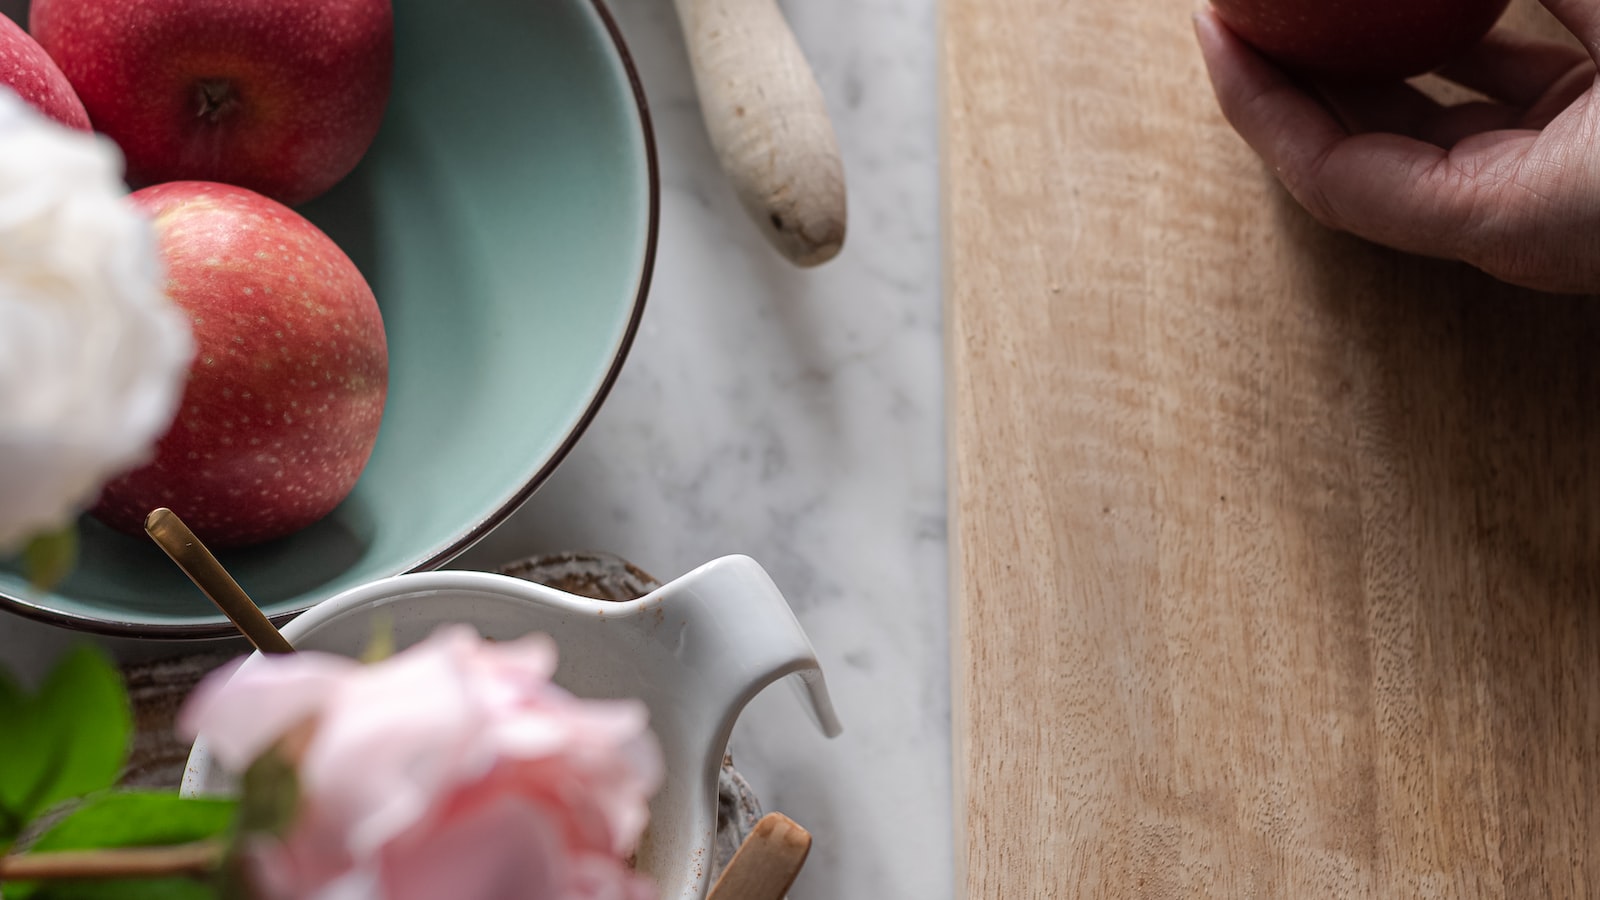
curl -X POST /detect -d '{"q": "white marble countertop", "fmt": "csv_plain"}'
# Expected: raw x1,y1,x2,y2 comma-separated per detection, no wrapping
465,3,950,895
0,1,950,896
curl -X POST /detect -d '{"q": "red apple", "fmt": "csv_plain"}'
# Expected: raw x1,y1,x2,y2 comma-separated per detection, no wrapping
0,14,87,129
1210,0,1511,82
29,0,392,205
92,181,388,548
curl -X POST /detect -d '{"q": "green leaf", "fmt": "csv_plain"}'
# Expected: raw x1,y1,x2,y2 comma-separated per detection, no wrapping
24,877,219,900
22,526,78,592
34,648,132,814
236,750,298,838
0,668,41,843
26,791,237,853
6,791,235,900
0,648,131,832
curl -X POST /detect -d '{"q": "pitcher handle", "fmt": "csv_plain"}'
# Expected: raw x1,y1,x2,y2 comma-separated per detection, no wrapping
647,554,842,745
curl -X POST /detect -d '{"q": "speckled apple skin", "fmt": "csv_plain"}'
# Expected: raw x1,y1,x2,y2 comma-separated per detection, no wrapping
30,0,391,204
93,182,388,548
0,14,88,129
1211,0,1511,82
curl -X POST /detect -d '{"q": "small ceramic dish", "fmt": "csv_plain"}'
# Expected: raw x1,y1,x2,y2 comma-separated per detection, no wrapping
0,0,657,636
182,555,842,900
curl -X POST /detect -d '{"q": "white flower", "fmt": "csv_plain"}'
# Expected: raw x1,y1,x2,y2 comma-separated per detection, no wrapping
0,89,192,551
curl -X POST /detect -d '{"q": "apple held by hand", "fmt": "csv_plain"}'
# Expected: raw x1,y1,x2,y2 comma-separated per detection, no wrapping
92,182,388,548
1209,0,1511,82
29,0,392,205
0,14,88,129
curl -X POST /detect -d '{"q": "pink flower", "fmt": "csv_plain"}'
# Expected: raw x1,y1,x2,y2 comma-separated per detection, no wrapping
180,625,664,900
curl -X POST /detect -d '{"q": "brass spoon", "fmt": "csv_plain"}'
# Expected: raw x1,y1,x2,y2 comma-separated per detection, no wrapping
706,812,812,900
144,507,294,655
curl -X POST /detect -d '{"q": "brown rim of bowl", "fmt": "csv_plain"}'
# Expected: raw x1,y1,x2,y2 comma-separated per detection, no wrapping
0,0,660,639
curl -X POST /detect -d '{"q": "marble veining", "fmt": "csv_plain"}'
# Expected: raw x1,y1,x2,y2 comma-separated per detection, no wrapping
0,0,948,896
462,3,948,896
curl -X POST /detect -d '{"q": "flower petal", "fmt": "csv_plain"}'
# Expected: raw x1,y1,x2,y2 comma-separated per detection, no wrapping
300,626,488,855
383,795,568,900
179,652,358,771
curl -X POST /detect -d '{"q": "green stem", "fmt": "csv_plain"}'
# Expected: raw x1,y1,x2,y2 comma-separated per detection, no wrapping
0,840,223,882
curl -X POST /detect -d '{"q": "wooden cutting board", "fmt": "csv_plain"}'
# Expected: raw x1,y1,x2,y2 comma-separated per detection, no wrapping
942,2,1600,897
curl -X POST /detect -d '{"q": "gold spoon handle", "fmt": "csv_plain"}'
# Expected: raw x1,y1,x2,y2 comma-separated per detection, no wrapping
144,508,295,655
706,812,812,900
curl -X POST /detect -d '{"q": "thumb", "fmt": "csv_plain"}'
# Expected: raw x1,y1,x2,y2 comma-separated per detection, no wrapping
1539,0,1600,55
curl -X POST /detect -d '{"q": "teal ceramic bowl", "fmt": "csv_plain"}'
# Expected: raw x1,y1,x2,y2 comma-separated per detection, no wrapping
0,0,656,636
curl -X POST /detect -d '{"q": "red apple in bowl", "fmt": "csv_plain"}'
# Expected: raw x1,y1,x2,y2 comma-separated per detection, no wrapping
1209,0,1511,82
92,181,388,548
0,13,87,129
29,0,392,204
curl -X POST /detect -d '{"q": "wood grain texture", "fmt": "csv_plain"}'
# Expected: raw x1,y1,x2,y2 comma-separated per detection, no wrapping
706,813,812,900
942,2,1600,897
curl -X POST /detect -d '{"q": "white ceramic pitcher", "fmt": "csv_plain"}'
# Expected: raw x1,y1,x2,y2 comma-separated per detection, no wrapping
182,554,841,899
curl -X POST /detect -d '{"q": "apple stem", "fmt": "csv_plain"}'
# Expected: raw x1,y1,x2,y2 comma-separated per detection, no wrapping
195,80,240,124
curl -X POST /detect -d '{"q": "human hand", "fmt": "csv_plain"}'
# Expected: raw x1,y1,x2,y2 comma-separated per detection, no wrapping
1194,1,1600,293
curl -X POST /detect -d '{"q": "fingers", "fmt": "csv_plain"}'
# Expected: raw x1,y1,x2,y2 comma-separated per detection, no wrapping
1192,11,1348,201
1436,28,1591,107
1319,82,1523,147
1195,9,1480,258
1316,81,1442,134
1535,0,1600,58
1417,102,1529,145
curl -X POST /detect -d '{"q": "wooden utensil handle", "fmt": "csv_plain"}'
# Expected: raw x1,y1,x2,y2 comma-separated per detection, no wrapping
674,0,847,266
706,812,812,900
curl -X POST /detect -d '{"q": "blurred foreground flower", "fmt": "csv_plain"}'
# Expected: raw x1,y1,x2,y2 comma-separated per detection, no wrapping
0,88,192,552
181,625,665,900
